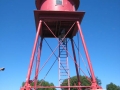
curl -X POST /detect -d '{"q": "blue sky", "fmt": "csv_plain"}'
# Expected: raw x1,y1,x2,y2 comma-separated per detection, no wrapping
0,0,120,90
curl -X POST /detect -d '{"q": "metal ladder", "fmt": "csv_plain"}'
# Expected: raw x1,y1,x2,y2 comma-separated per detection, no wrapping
59,38,70,90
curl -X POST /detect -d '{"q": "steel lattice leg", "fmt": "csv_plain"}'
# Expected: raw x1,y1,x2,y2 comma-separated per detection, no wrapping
22,20,42,90
76,21,99,89
71,38,81,90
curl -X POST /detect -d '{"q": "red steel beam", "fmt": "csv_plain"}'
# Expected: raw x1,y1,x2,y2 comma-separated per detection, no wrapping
25,20,42,86
34,38,43,89
76,21,97,86
44,21,92,83
31,86,91,88
71,38,81,90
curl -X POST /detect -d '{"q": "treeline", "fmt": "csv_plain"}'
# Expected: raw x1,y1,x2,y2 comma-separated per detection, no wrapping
106,82,120,90
22,76,120,90
22,80,56,90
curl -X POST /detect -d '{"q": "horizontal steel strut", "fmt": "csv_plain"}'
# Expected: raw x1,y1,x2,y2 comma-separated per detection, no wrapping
31,86,92,88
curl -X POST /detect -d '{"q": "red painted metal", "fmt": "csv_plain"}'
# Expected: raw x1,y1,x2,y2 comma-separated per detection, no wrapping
43,21,93,84
20,0,102,90
76,21,96,82
34,38,43,89
35,0,80,11
76,21,100,89
31,85,91,88
34,11,85,37
71,38,81,90
42,22,96,89
25,20,42,87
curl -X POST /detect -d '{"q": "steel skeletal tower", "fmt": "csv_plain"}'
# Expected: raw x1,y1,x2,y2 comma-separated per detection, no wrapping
20,0,102,90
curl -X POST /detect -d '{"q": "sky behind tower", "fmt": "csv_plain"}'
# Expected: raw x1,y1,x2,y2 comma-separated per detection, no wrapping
0,0,120,90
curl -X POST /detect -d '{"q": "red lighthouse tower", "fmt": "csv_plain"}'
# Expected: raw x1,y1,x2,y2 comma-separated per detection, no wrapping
20,0,102,90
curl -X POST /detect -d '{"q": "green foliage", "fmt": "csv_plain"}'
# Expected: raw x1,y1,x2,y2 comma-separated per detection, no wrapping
96,77,102,86
61,76,101,90
61,76,90,90
22,80,56,90
118,86,120,90
106,82,120,90
22,82,25,87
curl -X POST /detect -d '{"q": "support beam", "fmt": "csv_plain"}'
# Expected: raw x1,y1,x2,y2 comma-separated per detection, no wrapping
34,37,43,89
25,20,42,86
31,86,91,88
71,38,81,90
76,21,97,89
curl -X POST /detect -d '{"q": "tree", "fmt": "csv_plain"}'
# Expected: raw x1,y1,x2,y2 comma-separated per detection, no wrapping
106,82,120,90
96,77,102,86
22,80,56,90
118,86,120,90
61,75,101,90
